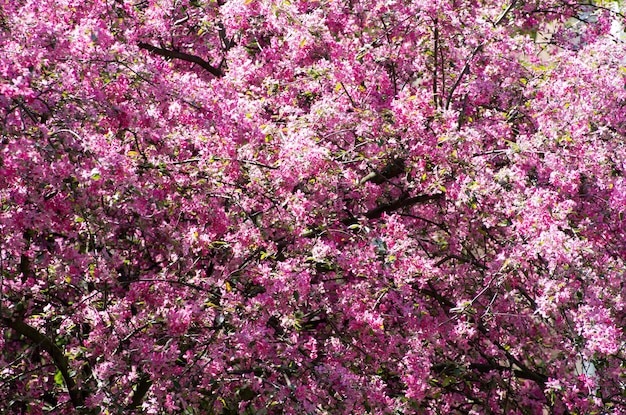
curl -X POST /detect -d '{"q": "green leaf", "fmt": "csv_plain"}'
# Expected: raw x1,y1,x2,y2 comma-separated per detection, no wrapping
54,370,64,386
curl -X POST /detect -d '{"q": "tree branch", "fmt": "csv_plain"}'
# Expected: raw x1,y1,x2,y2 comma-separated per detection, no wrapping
364,192,444,220
359,158,405,185
1,316,86,409
127,372,152,411
445,0,519,110
433,20,440,108
445,45,481,110
469,362,548,384
138,42,223,77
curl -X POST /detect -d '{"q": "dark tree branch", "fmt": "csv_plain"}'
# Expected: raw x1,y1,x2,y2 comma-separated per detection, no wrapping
138,42,223,77
445,0,519,110
416,282,455,309
364,192,444,220
1,316,86,409
434,254,488,270
127,372,152,411
433,20,440,108
445,45,481,110
469,362,548,384
359,158,405,185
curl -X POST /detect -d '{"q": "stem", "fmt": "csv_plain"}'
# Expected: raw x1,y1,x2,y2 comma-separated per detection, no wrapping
433,20,439,107
339,82,357,108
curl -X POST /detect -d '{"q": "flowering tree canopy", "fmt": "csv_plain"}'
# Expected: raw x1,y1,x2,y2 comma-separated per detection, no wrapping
2,0,626,413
